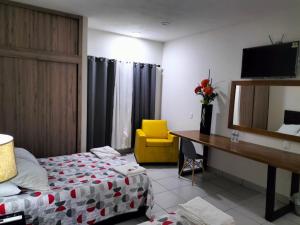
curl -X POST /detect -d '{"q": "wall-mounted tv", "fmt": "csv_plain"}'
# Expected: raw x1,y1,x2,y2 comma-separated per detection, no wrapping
241,41,299,78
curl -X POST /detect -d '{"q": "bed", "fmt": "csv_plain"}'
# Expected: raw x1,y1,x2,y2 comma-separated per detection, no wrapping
276,110,300,136
0,152,153,225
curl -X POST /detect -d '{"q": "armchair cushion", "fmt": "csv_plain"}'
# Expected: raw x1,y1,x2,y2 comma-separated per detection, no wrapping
146,138,173,147
142,120,168,139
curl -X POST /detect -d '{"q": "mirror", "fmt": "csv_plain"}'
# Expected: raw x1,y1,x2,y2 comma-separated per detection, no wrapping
228,80,300,142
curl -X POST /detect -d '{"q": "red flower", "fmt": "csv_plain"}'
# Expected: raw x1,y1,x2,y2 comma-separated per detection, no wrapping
203,86,213,95
194,86,201,94
194,74,218,105
201,79,210,88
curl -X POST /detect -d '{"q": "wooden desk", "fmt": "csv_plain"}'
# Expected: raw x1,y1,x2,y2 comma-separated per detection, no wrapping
171,130,300,222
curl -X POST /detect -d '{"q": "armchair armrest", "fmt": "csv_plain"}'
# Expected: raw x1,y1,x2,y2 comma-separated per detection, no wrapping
168,132,175,141
136,129,146,138
168,131,179,145
134,129,147,162
135,129,146,147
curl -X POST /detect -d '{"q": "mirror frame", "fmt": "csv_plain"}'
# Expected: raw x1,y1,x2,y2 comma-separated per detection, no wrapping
228,80,300,143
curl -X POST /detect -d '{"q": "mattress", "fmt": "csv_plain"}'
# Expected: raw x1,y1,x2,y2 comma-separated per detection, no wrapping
0,152,154,225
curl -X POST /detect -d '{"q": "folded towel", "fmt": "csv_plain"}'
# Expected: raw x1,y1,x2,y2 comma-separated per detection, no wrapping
91,146,121,155
90,146,120,159
177,197,235,225
113,162,146,176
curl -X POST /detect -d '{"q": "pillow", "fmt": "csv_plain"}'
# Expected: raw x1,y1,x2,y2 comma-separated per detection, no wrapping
142,120,169,139
277,124,300,135
14,147,39,165
11,158,49,191
297,131,300,137
0,182,21,197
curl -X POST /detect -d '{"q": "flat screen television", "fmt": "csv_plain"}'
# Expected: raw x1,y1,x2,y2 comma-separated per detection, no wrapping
241,41,299,78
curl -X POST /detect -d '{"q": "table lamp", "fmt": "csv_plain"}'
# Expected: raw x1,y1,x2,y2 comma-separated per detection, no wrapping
0,134,17,182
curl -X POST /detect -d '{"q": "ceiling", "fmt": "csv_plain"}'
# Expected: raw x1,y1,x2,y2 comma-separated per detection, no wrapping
14,0,300,42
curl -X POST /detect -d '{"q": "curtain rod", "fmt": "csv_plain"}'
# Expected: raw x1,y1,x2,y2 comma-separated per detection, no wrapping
88,56,160,67
115,60,160,67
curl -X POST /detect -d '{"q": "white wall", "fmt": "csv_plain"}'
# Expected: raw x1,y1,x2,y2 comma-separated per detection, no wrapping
88,29,163,65
162,8,300,197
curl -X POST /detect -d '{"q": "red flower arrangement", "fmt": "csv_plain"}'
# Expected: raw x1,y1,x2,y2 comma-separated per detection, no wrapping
194,76,218,105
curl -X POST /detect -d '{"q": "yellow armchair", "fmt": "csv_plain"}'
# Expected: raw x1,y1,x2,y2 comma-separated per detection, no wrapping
134,120,179,163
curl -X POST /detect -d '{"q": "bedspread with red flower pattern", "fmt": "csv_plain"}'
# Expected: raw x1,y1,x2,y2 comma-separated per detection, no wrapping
0,153,153,225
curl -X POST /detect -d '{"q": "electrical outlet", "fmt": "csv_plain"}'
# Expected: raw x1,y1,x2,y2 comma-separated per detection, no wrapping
283,141,291,150
189,112,193,119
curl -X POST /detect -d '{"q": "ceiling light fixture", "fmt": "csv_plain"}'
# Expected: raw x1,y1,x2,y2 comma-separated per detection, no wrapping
161,21,170,26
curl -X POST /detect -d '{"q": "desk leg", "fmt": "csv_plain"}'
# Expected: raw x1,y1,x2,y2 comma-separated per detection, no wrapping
265,166,276,221
291,173,300,196
178,138,184,174
265,166,299,222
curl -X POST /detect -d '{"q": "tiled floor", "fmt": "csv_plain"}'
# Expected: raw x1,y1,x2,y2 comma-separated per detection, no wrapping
116,154,300,225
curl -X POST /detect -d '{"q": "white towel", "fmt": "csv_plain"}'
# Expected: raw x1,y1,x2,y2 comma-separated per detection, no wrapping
177,197,235,225
90,146,120,159
113,162,146,176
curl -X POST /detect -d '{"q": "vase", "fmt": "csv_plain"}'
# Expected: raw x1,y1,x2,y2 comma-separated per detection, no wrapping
200,104,213,135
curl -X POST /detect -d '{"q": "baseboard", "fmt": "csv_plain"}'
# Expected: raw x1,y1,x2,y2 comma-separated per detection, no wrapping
207,167,290,203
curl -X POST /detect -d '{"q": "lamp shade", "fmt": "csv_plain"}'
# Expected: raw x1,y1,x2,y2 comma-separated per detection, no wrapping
0,134,17,182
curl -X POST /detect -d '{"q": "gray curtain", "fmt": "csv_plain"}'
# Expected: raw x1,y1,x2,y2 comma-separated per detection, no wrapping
87,56,116,150
131,63,156,147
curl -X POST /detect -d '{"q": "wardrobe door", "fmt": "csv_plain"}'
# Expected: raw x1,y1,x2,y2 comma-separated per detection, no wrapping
239,86,254,127
0,57,39,153
252,86,269,130
37,61,77,157
0,57,77,157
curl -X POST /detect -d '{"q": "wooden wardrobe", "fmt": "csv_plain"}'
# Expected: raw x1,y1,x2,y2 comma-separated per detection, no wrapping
0,0,82,157
239,85,269,130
